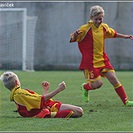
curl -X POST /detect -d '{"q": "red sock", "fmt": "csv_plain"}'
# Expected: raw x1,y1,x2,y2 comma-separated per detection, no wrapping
84,83,93,91
115,85,128,105
54,110,74,118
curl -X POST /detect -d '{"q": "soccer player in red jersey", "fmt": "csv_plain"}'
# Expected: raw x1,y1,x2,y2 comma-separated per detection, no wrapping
69,5,133,106
0,71,83,118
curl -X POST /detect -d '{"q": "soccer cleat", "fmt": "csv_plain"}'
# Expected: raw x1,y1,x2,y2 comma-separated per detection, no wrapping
125,100,133,106
81,83,89,102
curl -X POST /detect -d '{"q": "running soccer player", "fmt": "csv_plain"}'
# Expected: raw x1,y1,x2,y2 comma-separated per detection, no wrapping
0,71,83,118
69,5,133,106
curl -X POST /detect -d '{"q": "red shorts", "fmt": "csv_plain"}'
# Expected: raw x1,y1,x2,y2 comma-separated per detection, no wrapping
44,99,62,112
84,64,115,82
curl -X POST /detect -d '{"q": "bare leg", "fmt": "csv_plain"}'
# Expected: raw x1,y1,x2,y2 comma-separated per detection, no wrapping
104,71,119,86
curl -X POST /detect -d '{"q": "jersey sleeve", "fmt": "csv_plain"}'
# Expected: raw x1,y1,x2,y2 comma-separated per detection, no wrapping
76,27,87,42
13,89,44,111
102,23,117,38
75,23,92,42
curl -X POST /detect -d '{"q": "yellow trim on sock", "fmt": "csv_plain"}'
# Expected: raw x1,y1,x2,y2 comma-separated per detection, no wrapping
66,111,74,118
114,83,122,89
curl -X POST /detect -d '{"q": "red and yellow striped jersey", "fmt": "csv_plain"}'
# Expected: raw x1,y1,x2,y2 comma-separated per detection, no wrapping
10,86,44,111
10,86,63,117
75,20,116,69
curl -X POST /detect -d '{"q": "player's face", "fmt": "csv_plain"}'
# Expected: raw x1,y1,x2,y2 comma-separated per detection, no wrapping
91,14,104,27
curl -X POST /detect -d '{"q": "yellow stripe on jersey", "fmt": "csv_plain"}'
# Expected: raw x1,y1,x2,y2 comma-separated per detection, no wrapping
75,21,116,68
92,25,105,68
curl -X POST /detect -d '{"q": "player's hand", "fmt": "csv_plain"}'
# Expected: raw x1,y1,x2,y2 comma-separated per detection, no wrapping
125,35,133,40
58,81,66,92
70,29,83,42
71,29,82,37
42,81,50,91
129,35,133,40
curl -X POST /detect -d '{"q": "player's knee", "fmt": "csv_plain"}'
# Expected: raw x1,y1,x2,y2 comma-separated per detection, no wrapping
92,80,103,89
77,107,84,117
98,81,103,88
73,107,84,117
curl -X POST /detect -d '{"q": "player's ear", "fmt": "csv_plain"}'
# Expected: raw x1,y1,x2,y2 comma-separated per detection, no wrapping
15,80,19,85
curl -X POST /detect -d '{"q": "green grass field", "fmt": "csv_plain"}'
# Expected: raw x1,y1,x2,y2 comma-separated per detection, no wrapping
0,70,133,132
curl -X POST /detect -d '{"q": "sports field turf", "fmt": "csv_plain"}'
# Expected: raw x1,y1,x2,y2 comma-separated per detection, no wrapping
0,70,133,131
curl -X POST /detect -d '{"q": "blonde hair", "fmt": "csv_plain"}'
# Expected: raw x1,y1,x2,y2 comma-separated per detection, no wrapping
90,5,104,17
0,71,19,90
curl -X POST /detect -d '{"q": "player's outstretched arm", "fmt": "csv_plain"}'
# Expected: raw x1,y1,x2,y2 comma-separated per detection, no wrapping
43,81,66,101
69,29,82,42
116,33,133,40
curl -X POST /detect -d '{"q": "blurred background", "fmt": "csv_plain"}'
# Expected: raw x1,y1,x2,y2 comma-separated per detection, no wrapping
0,1,133,71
